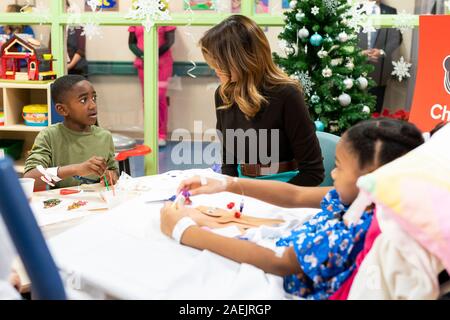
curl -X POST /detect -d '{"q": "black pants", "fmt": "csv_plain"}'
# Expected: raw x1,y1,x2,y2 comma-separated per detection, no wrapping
369,85,386,114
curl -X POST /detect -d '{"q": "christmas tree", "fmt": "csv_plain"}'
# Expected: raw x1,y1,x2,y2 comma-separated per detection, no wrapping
274,0,376,134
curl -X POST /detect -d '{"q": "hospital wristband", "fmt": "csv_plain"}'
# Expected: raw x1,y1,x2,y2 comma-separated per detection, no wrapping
172,217,197,244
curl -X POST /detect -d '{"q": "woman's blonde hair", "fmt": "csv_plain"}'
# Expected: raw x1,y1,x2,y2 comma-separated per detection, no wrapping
199,15,300,118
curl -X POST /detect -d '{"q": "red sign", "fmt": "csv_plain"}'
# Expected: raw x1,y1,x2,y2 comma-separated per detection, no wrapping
410,15,450,132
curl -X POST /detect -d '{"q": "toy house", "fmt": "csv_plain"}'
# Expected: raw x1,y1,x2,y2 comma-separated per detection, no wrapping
0,35,56,81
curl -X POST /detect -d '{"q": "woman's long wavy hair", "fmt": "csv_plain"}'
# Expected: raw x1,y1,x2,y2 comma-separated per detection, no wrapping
199,15,300,118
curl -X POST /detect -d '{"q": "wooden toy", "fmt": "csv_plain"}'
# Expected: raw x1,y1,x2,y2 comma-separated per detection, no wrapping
0,35,56,81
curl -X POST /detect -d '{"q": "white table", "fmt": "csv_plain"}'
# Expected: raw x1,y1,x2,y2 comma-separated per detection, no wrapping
22,169,318,299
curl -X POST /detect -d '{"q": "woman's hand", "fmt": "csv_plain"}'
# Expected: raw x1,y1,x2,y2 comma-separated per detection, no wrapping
177,175,228,196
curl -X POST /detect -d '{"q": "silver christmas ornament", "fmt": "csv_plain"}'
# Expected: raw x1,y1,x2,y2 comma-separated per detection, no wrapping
298,26,309,39
362,105,371,113
295,12,305,21
338,31,348,43
322,66,333,78
317,48,328,58
343,78,354,89
338,93,352,106
357,76,369,90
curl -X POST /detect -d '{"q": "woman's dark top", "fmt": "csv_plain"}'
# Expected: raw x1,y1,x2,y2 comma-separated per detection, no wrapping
67,27,88,77
215,83,325,186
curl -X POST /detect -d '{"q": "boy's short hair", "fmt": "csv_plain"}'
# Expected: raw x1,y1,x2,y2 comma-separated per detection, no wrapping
51,75,87,104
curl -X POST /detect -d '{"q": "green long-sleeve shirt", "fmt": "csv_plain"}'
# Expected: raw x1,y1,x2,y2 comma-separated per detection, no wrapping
25,123,118,188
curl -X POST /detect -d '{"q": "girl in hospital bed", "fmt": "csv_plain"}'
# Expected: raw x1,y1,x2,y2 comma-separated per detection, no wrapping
160,119,425,299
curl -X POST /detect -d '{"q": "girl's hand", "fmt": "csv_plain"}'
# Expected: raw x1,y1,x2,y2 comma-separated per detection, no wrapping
160,202,190,238
177,175,228,196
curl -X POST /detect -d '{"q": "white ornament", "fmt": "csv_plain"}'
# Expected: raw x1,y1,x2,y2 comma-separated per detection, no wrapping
392,56,412,82
278,39,288,51
295,12,305,21
343,78,354,90
357,76,369,90
81,22,102,40
345,61,355,70
86,0,98,12
324,0,340,14
289,1,298,9
285,46,296,55
331,58,343,66
362,105,371,114
322,66,333,78
317,48,328,59
338,31,348,43
311,6,320,16
296,71,315,96
338,93,352,107
345,1,372,33
310,94,320,104
298,27,309,39
127,0,172,32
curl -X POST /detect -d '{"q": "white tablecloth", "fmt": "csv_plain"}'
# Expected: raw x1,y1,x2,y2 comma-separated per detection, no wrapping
47,169,318,299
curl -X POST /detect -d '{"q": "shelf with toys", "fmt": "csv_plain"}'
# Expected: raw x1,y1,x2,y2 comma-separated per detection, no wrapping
0,34,57,175
0,80,54,175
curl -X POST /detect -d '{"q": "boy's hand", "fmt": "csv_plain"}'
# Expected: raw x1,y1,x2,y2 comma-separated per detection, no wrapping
9,270,21,291
77,156,107,177
100,170,119,186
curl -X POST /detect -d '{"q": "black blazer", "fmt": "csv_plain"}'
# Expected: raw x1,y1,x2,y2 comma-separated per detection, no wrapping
358,4,402,86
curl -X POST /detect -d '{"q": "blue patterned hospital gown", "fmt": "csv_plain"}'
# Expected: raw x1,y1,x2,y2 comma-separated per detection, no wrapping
276,189,373,300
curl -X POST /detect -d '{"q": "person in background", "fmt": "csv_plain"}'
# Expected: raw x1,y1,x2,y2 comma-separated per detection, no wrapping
66,0,88,77
199,15,324,186
358,0,402,113
128,22,176,147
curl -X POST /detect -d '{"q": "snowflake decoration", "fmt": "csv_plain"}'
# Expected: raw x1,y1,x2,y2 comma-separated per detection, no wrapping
392,56,412,82
81,22,102,40
31,0,51,24
86,0,98,12
393,10,415,34
297,71,315,96
127,0,172,32
344,1,374,33
323,0,340,14
311,6,320,16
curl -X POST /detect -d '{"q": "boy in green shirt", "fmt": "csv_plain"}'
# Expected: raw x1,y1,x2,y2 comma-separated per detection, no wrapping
24,75,118,189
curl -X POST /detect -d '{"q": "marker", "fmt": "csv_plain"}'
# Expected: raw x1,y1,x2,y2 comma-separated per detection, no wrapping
171,192,184,209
